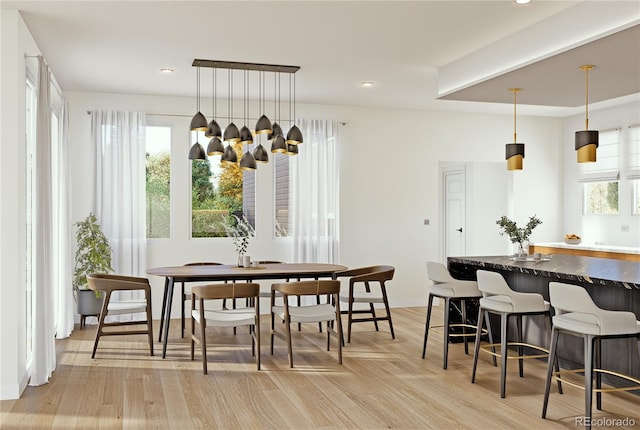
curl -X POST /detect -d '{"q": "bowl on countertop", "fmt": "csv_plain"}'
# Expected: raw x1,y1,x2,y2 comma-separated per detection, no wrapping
564,238,582,245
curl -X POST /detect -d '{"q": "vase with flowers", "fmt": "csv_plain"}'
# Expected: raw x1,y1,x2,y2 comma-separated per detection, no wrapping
222,214,255,266
496,215,542,257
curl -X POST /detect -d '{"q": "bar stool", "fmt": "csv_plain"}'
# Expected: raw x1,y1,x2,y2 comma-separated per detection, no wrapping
422,261,494,369
542,282,640,429
471,270,560,398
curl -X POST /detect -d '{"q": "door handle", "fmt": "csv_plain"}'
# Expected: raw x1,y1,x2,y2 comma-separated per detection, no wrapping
456,228,463,233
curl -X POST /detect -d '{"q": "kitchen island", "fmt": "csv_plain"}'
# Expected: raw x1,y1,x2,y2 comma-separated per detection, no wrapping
447,254,640,388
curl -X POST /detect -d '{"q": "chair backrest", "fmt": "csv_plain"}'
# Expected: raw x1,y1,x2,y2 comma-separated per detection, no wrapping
86,273,150,292
475,270,513,296
548,282,600,316
426,261,455,284
191,282,260,300
272,280,341,296
255,260,284,264
549,281,639,335
336,265,395,283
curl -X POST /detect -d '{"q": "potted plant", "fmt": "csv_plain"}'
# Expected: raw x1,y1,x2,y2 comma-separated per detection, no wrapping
73,212,113,322
496,215,542,256
222,214,254,266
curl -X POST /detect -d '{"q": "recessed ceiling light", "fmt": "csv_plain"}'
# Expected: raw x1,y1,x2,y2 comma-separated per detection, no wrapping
160,68,175,74
515,0,531,4
361,81,374,88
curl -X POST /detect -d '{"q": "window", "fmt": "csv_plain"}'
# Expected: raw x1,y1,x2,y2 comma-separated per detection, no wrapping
274,152,290,237
146,126,171,238
628,126,640,214
584,181,619,214
580,129,620,215
190,133,255,238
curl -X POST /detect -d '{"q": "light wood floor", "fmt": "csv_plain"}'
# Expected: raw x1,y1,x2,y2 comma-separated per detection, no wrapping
1,307,638,429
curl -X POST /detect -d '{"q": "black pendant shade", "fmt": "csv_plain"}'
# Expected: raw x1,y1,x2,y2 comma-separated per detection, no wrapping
188,141,206,160
505,143,525,171
239,151,257,170
255,114,272,135
268,122,283,141
271,135,287,153
253,144,269,163
575,130,599,163
205,119,222,138
223,123,241,143
207,137,224,156
239,125,254,145
190,112,208,131
286,144,299,156
221,144,238,164
286,125,303,145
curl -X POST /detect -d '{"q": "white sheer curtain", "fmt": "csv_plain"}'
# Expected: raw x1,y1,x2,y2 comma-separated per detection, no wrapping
54,99,74,339
291,119,340,263
30,56,55,386
92,111,146,312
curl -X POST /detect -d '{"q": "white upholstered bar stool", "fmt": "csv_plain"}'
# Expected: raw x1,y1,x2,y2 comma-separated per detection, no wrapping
422,261,494,369
471,270,560,398
542,282,640,429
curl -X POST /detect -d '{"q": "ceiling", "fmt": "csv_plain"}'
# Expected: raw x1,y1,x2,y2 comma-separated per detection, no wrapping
3,1,639,117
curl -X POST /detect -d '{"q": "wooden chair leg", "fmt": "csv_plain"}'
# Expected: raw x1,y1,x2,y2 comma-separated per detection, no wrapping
181,282,185,338
542,326,560,419
500,313,509,399
91,291,111,359
471,308,485,383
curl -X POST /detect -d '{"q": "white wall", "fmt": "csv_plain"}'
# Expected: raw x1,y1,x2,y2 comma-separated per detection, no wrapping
563,101,640,246
65,91,564,315
0,9,40,400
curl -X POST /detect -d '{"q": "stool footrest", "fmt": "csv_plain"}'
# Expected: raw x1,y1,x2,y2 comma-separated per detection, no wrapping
480,342,549,360
553,368,640,393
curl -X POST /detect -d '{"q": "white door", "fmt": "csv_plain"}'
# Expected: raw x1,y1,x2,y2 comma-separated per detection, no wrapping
443,167,466,258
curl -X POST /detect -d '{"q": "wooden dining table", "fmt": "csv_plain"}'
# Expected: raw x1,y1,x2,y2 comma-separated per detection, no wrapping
147,263,348,358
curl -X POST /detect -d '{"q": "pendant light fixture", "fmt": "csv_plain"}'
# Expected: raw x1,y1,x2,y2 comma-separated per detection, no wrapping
190,66,208,131
286,72,303,145
270,71,287,153
189,59,301,164
575,65,599,163
505,88,525,171
239,70,257,170
255,70,273,135
268,71,283,141
223,68,240,143
206,66,224,156
239,70,254,146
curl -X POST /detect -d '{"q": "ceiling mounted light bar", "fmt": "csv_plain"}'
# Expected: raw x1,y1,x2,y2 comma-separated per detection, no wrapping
192,59,300,74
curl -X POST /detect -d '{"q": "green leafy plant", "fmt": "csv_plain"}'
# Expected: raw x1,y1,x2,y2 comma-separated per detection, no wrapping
496,215,542,251
73,213,113,298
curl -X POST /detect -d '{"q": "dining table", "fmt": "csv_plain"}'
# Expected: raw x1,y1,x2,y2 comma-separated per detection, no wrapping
147,262,348,358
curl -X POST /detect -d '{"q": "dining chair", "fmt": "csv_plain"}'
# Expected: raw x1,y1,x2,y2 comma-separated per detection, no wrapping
336,265,395,343
270,280,343,368
86,273,154,358
190,282,261,374
181,262,224,338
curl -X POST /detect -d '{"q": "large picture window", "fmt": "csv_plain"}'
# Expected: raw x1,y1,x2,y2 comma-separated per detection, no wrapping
273,152,290,237
191,134,255,238
145,126,171,238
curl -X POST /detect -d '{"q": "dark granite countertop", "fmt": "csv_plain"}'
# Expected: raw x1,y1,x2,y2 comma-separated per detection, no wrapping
448,254,640,290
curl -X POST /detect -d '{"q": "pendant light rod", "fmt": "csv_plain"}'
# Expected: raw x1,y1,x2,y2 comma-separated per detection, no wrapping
580,65,594,130
510,88,520,143
193,59,300,74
